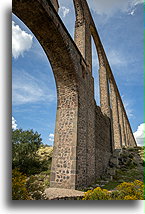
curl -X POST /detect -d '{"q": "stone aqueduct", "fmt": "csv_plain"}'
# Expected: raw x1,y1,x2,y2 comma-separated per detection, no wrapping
13,0,137,190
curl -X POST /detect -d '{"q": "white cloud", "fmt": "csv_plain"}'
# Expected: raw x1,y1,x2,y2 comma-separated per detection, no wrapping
12,70,56,105
133,123,144,146
87,0,143,16
49,133,54,142
12,117,17,130
128,8,136,16
132,0,144,6
12,21,33,59
60,6,70,17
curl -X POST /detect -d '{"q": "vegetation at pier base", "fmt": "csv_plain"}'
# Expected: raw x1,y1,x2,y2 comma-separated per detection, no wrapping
12,128,144,200
86,147,144,191
81,146,144,200
82,180,144,200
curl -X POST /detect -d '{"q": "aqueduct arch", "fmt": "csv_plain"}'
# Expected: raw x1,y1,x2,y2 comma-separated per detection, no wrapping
12,0,137,190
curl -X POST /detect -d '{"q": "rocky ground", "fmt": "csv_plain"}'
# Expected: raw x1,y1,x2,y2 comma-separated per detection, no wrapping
84,146,144,191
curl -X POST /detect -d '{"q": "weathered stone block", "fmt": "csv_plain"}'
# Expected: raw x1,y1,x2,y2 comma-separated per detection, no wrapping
109,157,119,166
107,168,116,176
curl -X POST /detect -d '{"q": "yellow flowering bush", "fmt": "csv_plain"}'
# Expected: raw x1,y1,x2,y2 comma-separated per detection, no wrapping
26,173,49,200
82,180,144,200
12,169,29,200
83,187,111,200
124,195,138,200
115,180,144,200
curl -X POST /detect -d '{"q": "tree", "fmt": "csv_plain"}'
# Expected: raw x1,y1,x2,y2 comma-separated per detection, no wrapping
12,129,46,175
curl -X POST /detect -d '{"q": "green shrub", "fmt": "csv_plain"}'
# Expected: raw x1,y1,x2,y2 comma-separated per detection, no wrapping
12,129,51,176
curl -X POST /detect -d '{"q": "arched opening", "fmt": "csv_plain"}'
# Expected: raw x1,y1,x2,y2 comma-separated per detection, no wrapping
12,14,57,146
58,0,76,39
91,37,100,106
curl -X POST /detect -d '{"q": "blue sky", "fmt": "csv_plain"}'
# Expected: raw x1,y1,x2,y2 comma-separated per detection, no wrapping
12,0,144,146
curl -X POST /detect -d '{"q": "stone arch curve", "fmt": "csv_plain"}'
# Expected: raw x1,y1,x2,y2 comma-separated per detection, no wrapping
12,0,78,90
12,0,82,189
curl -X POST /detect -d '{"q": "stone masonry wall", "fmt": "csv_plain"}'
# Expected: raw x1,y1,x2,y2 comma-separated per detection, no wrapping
95,106,112,178
75,67,96,189
75,65,111,189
